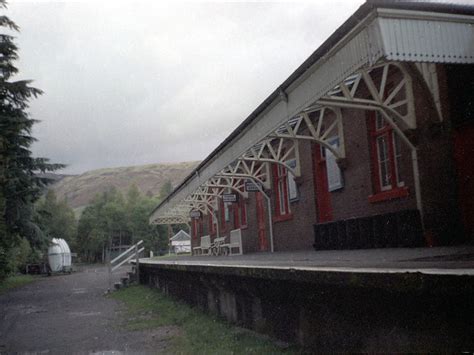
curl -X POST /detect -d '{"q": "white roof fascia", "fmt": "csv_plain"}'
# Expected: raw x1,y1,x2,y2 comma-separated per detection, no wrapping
377,8,474,63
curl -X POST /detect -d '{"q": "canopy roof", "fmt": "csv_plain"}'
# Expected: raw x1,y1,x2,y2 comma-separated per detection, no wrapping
150,0,474,224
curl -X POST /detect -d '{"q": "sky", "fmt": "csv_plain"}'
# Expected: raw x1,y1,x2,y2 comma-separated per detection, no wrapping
8,0,365,174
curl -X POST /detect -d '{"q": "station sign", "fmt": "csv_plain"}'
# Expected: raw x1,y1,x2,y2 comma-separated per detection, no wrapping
222,193,238,203
190,210,201,219
245,180,262,192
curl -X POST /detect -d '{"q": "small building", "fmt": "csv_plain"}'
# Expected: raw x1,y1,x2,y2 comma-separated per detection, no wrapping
170,230,191,254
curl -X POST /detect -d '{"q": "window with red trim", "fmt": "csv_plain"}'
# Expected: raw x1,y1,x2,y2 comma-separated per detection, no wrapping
272,164,292,221
368,111,408,202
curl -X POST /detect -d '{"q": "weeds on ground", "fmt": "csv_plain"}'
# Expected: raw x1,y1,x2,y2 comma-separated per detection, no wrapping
0,275,37,295
111,285,300,354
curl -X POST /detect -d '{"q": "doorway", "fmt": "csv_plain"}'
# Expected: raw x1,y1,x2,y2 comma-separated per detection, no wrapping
447,64,474,241
453,123,474,239
256,192,268,251
312,143,333,223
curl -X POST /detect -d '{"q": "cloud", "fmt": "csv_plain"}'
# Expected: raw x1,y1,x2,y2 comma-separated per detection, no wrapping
8,1,364,174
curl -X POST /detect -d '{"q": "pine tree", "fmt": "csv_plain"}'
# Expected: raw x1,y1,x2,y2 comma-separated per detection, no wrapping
158,180,173,201
0,1,64,279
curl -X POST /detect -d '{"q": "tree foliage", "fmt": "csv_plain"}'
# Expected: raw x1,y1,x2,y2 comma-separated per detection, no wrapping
0,1,64,280
76,185,168,262
158,180,173,200
34,190,77,249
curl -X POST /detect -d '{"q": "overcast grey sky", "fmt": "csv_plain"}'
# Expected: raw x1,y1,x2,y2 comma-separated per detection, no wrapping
9,1,364,174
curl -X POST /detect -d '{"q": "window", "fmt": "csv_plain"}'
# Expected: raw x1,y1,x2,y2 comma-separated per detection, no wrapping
368,111,408,203
224,202,230,222
286,159,299,200
272,163,292,221
325,137,343,191
221,188,232,224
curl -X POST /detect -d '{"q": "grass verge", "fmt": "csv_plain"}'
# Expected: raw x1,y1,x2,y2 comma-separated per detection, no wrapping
0,274,37,295
111,285,300,354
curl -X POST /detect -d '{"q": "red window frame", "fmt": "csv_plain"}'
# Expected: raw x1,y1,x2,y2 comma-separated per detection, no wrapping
368,111,408,203
272,163,293,222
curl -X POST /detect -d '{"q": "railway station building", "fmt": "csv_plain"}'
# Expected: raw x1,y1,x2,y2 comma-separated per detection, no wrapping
150,0,474,254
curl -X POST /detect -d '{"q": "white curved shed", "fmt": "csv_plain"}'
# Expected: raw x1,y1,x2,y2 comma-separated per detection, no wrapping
48,238,72,273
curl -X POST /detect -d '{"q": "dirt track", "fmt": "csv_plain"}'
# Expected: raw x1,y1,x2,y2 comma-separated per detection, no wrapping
0,265,174,354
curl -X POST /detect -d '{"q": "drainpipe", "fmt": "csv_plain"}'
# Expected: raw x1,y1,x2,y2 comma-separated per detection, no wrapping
411,149,424,228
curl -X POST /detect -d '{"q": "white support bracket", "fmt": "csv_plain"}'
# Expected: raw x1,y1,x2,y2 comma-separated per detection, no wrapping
320,61,416,130
415,62,443,122
203,176,249,199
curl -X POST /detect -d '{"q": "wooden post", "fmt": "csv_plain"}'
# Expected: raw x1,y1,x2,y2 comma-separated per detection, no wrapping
135,243,139,281
107,235,112,292
168,224,172,255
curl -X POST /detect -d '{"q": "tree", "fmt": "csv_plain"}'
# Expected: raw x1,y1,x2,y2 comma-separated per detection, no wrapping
76,185,169,262
0,1,64,279
76,187,131,262
35,190,77,249
158,180,173,201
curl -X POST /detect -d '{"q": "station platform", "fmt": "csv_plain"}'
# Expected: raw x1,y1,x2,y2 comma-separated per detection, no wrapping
138,246,474,351
141,245,474,275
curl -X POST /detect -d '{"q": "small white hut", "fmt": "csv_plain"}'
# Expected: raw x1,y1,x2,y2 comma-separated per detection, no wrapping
170,230,191,254
48,238,72,273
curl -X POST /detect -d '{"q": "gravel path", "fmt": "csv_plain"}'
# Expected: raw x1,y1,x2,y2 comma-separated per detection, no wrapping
0,265,176,354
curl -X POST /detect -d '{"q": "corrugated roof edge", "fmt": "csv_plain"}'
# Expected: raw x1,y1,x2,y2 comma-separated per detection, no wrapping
151,0,474,218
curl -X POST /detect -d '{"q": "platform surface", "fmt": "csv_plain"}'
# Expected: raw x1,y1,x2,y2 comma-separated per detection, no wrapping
140,245,474,276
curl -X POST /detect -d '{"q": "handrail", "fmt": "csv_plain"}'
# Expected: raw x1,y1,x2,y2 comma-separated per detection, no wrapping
111,240,143,264
108,240,144,292
112,247,145,272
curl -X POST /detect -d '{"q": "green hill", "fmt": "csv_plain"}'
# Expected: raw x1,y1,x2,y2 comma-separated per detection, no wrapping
51,161,199,210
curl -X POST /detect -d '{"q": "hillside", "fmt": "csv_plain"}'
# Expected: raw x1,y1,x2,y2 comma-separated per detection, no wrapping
51,161,199,209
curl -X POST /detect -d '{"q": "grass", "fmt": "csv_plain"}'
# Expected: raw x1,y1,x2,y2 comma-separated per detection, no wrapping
0,274,37,295
111,285,300,354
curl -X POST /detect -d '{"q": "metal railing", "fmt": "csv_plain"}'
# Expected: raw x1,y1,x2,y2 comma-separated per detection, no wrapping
108,240,144,291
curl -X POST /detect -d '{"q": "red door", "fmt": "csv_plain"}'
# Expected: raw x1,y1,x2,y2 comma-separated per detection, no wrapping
233,203,240,229
453,124,474,240
256,192,268,251
313,143,333,222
